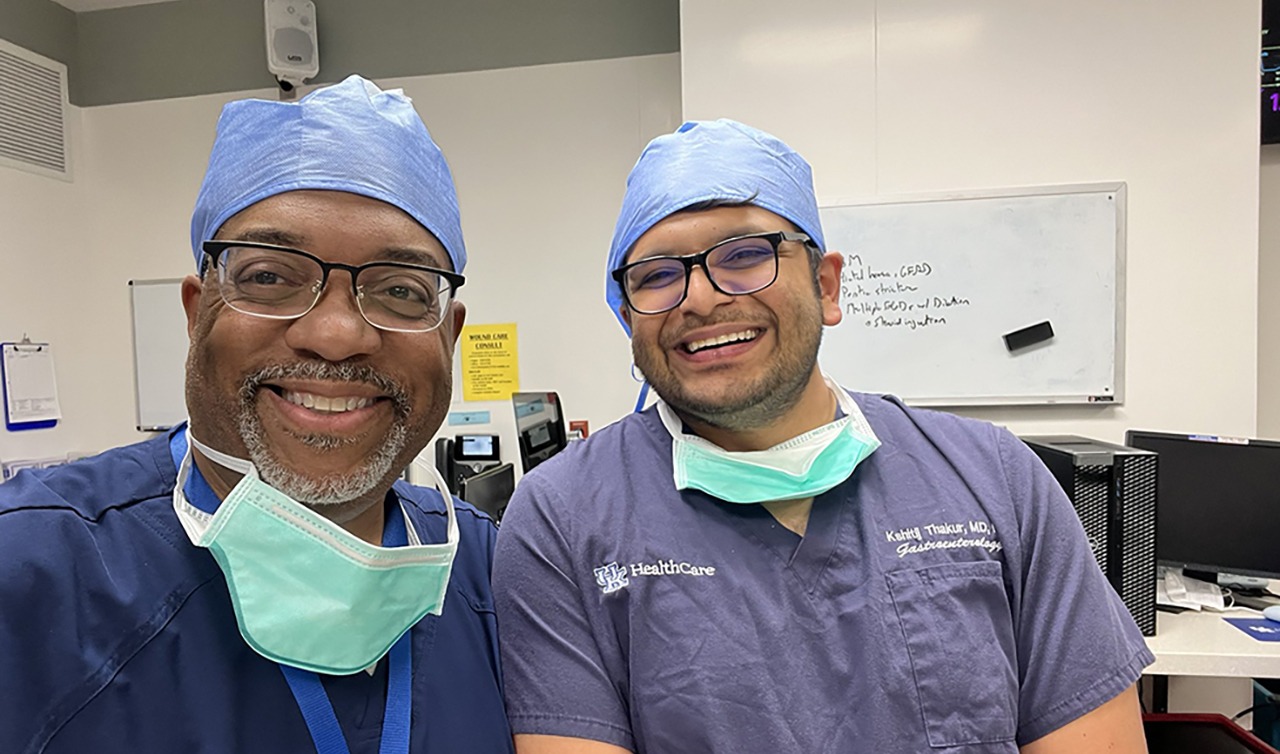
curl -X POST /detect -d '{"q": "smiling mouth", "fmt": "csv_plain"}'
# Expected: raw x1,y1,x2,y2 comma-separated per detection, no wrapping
262,386,382,414
681,328,762,354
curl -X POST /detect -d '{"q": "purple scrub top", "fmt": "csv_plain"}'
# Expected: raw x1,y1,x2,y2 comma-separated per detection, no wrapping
493,392,1153,753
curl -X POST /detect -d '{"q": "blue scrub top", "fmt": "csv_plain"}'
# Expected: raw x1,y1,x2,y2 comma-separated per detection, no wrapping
0,430,513,754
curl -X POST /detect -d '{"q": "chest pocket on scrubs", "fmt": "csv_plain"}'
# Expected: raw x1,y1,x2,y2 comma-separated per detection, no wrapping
885,560,1018,748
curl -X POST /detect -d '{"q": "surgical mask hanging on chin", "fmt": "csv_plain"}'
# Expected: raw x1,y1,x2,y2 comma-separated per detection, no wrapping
657,376,881,504
172,430,459,675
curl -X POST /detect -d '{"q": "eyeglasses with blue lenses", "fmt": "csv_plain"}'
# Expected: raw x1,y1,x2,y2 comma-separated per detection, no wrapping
612,231,815,315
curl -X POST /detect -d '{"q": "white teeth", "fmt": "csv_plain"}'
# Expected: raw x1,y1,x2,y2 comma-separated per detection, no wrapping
685,329,760,353
280,390,373,414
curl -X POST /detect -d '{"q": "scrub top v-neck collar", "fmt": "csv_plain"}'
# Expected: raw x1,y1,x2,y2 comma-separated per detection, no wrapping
167,428,415,754
731,486,851,593
683,393,870,594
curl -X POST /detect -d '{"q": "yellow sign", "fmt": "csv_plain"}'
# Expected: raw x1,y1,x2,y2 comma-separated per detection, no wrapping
460,323,519,401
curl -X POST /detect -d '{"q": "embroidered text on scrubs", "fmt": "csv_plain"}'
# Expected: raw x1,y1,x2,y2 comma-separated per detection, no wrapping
896,537,1003,559
629,559,718,578
885,520,1003,559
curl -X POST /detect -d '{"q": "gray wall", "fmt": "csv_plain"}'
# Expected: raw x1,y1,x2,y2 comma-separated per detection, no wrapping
1260,144,1280,439
0,0,76,68
0,0,678,107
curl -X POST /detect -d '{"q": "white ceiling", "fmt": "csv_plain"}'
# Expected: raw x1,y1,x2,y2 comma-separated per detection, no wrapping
50,0,181,12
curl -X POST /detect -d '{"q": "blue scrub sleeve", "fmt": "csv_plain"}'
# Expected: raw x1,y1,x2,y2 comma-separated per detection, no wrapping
0,504,68,753
997,430,1154,745
0,478,186,754
492,474,635,751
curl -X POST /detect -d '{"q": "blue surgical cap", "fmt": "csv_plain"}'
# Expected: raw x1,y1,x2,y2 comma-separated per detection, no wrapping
606,119,826,332
190,75,466,273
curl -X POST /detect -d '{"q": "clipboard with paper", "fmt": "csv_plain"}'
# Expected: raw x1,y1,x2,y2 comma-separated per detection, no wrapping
2,337,61,431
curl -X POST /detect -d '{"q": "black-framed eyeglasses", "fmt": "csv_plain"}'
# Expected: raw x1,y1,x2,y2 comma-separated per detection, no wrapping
611,231,815,315
201,241,465,333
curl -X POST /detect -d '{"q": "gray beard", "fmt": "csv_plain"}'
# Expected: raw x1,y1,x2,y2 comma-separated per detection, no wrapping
236,362,412,505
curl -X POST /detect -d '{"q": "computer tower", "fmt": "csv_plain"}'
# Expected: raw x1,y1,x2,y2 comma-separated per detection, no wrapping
1021,435,1158,636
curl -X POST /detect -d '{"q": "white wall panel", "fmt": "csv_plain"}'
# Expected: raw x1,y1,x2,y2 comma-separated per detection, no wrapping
682,0,1261,442
0,105,88,463
382,55,682,430
0,53,681,463
680,0,878,199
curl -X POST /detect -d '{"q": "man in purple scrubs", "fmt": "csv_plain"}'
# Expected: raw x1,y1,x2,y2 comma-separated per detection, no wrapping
492,120,1152,753
0,76,511,753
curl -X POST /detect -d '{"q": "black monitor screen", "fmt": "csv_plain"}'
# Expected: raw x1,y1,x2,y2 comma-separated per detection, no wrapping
454,434,499,462
462,463,515,520
1126,430,1280,578
1145,718,1263,754
513,392,567,472
526,422,552,449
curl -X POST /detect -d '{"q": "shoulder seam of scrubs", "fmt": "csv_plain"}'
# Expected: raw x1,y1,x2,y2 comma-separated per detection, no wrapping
992,427,1023,531
0,492,167,522
401,493,497,529
0,441,175,521
406,504,495,527
849,392,902,460
24,573,225,754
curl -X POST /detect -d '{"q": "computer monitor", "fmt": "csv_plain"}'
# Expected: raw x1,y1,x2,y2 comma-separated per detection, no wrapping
512,391,567,473
453,434,500,463
525,422,553,450
1125,430,1280,580
460,462,515,521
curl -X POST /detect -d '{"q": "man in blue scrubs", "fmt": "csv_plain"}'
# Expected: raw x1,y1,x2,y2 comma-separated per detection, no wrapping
492,120,1152,753
0,76,512,753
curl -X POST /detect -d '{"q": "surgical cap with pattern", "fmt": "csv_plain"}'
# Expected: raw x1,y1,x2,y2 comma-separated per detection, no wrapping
190,75,466,273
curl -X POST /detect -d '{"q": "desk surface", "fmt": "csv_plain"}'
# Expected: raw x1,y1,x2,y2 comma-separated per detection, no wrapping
1146,610,1280,677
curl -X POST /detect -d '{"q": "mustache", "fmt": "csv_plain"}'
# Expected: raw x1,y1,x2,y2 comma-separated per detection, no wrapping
658,312,772,350
239,361,411,418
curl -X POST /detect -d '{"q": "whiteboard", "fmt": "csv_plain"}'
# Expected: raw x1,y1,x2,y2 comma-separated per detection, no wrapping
129,279,188,430
817,183,1125,406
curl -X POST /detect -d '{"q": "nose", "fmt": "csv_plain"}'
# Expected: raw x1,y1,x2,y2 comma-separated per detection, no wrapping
677,263,732,317
283,272,382,361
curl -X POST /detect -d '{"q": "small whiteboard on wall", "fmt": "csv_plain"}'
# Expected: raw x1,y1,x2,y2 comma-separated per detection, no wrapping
129,279,188,430
817,183,1125,406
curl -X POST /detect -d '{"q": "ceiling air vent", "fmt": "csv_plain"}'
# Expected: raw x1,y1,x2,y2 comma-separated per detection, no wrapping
0,38,70,181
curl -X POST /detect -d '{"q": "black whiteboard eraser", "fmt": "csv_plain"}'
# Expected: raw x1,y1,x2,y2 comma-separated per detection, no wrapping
1004,321,1054,352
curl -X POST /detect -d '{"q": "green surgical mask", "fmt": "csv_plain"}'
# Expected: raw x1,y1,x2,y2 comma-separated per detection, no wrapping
173,432,458,675
657,376,880,504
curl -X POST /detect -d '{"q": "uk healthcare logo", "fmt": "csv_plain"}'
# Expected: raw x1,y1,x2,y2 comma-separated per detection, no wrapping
594,562,629,594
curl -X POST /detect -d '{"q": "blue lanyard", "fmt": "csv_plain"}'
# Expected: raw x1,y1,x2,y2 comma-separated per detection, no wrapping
169,428,414,754
280,635,413,754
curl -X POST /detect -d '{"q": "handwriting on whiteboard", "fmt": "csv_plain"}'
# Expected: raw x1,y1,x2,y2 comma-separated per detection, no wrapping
840,255,972,332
